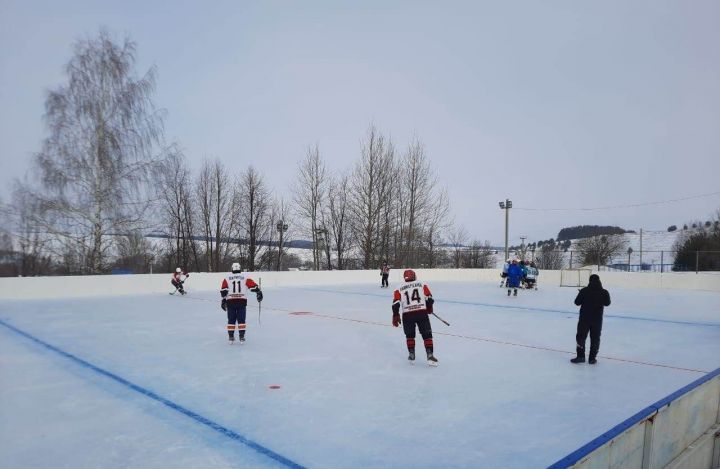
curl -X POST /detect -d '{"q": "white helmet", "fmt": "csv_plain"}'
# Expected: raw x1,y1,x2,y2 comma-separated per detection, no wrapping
175,267,182,273
231,262,241,272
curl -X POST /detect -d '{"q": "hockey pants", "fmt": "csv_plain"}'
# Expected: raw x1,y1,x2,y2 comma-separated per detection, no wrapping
227,302,247,339
403,313,433,355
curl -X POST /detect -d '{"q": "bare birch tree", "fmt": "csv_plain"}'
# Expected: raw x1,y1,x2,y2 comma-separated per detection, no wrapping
292,144,328,270
396,139,438,266
195,159,235,271
327,174,352,270
576,235,628,267
463,240,496,268
156,151,199,271
237,166,272,271
448,225,469,268
349,125,395,268
8,184,53,276
24,31,167,273
421,188,451,267
535,244,565,270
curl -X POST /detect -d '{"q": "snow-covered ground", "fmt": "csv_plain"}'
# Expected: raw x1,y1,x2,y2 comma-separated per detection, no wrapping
1,281,718,468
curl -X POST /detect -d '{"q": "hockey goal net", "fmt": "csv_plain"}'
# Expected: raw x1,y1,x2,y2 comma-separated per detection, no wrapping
559,269,592,287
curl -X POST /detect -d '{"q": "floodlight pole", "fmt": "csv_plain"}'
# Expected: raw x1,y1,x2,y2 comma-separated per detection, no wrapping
276,220,288,271
499,199,512,260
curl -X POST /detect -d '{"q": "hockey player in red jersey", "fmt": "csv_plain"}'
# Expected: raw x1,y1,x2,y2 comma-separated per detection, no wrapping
391,269,438,366
171,267,189,295
220,262,263,343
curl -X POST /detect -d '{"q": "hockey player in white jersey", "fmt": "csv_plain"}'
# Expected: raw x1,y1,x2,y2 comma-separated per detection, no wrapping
391,269,438,366
500,259,510,287
220,263,263,343
524,262,539,290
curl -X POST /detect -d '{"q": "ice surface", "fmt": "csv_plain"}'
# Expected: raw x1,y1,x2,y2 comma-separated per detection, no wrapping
1,281,718,468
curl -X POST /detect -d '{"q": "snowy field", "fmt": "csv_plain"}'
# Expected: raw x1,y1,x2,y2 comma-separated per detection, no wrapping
1,280,719,468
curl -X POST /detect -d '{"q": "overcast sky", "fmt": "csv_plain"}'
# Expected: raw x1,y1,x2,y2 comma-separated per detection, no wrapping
1,0,719,245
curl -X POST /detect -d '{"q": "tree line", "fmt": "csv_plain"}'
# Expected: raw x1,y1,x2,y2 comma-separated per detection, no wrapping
556,225,633,241
0,31,497,276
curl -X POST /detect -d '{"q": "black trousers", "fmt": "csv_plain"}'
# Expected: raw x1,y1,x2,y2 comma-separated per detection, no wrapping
575,314,602,356
227,301,247,338
381,273,389,287
171,279,184,291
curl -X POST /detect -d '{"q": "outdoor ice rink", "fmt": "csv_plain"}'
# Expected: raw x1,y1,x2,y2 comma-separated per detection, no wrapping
1,279,719,468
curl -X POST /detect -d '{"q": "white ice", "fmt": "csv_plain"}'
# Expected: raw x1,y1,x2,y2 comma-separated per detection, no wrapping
1,280,719,468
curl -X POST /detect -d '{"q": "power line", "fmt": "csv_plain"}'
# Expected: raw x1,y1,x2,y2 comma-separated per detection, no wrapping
514,191,720,212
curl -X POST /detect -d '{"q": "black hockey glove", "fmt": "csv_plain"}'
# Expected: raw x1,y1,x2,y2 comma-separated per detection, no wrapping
221,298,227,311
256,290,263,302
426,297,435,307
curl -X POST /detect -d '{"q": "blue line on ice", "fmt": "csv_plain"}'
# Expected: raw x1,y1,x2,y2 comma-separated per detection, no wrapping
0,318,306,469
297,287,720,328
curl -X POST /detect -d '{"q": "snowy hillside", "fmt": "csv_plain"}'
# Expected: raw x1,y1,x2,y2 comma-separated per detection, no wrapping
490,230,686,270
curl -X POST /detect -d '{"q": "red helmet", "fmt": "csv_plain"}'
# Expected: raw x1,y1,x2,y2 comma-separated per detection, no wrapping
403,269,416,282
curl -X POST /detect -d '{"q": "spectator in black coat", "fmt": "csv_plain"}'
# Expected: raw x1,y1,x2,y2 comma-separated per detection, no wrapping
571,274,611,364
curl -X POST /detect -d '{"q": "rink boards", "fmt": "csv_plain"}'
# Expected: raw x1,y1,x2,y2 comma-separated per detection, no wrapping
1,270,719,468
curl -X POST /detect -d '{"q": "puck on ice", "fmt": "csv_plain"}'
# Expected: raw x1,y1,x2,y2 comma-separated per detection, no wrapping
268,385,281,389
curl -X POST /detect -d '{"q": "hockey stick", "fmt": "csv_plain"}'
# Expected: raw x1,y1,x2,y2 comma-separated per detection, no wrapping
431,311,450,326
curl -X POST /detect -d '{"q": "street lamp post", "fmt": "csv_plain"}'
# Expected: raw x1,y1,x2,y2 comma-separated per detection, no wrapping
276,220,288,271
499,199,512,261
315,228,329,270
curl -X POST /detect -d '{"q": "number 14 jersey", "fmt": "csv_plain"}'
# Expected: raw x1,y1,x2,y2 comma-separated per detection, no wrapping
392,281,433,314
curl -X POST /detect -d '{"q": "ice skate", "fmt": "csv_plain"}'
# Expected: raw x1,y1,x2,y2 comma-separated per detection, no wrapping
427,353,438,366
408,351,415,363
228,336,235,345
507,289,511,296
513,289,517,296
239,337,246,343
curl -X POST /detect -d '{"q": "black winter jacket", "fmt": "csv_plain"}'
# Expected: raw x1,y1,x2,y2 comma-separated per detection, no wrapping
574,276,611,320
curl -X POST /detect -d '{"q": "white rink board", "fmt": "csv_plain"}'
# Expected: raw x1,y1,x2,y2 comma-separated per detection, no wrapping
1,268,719,300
